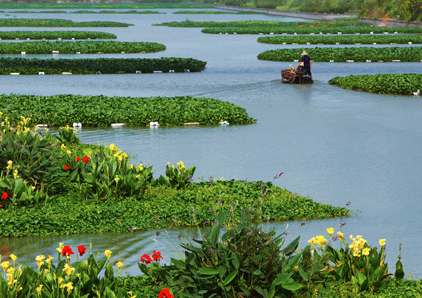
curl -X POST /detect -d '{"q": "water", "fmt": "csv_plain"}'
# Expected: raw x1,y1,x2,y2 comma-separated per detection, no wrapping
1,11,422,277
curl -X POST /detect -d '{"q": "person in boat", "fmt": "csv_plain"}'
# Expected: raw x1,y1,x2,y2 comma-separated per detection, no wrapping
300,50,312,77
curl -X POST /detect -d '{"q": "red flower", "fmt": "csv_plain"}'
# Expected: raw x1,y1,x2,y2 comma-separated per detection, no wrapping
158,289,174,298
152,250,163,262
76,156,80,162
77,245,86,257
82,156,89,164
0,205,3,207
140,254,153,264
62,245,74,257
64,165,70,170
1,191,8,200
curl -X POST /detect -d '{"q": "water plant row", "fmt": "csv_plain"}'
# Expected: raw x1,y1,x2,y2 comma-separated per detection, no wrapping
172,10,265,14
2,10,163,14
0,94,252,127
0,31,116,40
0,57,206,75
258,47,422,62
0,18,132,27
258,34,422,45
329,73,422,95
0,2,212,9
0,41,166,54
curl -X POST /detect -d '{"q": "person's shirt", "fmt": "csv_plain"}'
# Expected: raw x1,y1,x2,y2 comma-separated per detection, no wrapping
301,55,311,67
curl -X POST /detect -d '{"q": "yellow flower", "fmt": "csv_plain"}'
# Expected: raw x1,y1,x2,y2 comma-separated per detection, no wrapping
56,243,64,253
63,264,75,276
32,186,36,191
337,232,344,240
128,291,136,298
104,250,112,260
167,162,170,166
138,163,144,171
13,169,18,179
135,174,141,179
10,254,17,262
118,155,123,163
353,249,361,257
45,255,53,265
122,152,128,159
130,164,134,169
61,144,66,151
36,284,43,294
308,237,317,246
110,143,116,151
379,239,386,247
66,150,71,156
34,125,38,132
316,235,327,247
362,247,371,257
36,255,45,268
7,160,12,170
58,277,64,285
44,127,49,132
114,176,120,183
116,261,123,270
1,261,9,271
64,282,73,293
326,228,334,237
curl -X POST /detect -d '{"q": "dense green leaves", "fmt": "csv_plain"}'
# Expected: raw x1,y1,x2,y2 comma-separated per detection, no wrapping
258,47,422,62
0,3,212,9
0,31,116,40
0,57,206,75
258,34,422,45
0,94,252,127
329,73,422,95
2,10,163,14
0,18,132,27
0,41,166,54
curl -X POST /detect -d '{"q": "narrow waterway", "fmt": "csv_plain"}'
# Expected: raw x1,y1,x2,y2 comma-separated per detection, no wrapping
1,10,422,277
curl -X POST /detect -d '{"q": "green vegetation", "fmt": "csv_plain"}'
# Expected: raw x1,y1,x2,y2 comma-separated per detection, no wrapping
0,41,166,54
258,47,422,62
0,94,252,127
172,10,264,14
258,34,422,45
0,3,212,9
0,31,116,40
329,74,422,95
1,10,163,14
0,18,132,27
0,57,206,75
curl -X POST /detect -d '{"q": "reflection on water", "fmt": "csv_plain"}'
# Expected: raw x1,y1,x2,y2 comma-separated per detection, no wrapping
1,10,422,277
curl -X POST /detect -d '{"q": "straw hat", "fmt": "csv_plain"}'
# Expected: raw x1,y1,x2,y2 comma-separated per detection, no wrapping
301,51,308,55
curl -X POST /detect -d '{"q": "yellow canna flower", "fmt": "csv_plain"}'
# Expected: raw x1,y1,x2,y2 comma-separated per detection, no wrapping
118,155,123,163
104,250,112,260
7,160,12,170
66,150,72,156
58,277,64,285
110,143,116,151
36,255,45,268
353,249,361,257
63,264,75,276
116,261,123,270
167,162,170,166
36,284,43,294
56,243,64,253
45,255,54,265
64,282,73,293
122,152,128,159
337,232,344,240
128,291,136,298
308,237,317,246
13,169,18,179
34,125,38,132
362,247,371,257
379,239,386,247
138,163,143,171
44,128,49,132
135,174,141,179
32,186,36,191
1,261,9,271
130,164,134,169
326,228,334,237
316,235,327,247
114,176,120,183
10,254,17,262
61,144,66,151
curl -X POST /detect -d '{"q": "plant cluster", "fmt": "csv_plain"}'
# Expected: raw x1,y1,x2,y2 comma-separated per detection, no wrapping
3,10,163,14
258,34,422,45
172,10,264,14
0,31,116,40
0,94,253,127
0,57,206,75
258,47,422,62
0,18,132,27
0,41,166,54
0,3,212,9
329,73,422,95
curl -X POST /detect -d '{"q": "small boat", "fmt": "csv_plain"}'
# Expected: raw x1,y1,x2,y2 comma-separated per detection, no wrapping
281,69,313,84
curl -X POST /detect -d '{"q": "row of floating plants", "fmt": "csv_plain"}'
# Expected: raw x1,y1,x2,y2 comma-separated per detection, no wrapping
155,20,371,28
0,31,116,40
2,9,164,14
257,47,422,62
0,2,212,9
201,26,422,34
0,57,206,75
257,34,422,45
0,41,166,54
0,95,254,127
0,18,132,27
329,73,422,95
172,10,265,14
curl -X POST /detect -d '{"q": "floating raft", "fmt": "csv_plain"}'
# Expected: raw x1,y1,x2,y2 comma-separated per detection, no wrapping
281,69,313,84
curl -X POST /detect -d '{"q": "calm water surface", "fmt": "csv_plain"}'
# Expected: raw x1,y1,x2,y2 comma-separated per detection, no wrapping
1,11,422,277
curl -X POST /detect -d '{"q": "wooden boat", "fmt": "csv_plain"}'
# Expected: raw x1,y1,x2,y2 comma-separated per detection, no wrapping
281,69,313,84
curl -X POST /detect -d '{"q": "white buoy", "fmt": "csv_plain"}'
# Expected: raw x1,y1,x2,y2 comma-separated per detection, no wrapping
73,123,82,128
269,32,273,35
149,121,159,127
21,51,26,55
413,90,420,96
310,33,314,35
282,42,286,45
76,52,80,54
37,124,47,128
366,60,371,62
346,60,354,62
294,60,298,62
111,123,125,128
220,120,229,126
136,70,142,74
373,43,377,44
336,42,339,45
184,69,190,72
329,60,334,62
52,51,59,54
337,32,342,34
169,70,175,73
39,72,45,75
392,60,400,62
370,32,373,34
26,38,30,40
408,42,412,44
58,38,61,40
121,51,125,54
72,38,75,40
10,73,19,75
62,72,72,75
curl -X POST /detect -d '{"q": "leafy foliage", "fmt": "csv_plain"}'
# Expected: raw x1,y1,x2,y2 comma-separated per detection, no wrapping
0,18,132,27
2,9,163,14
0,41,166,54
0,31,116,40
258,47,422,62
0,94,252,127
0,2,212,9
329,73,422,95
0,57,206,75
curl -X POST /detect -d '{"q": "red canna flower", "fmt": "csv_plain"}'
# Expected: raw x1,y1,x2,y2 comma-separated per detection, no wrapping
140,254,153,264
76,156,80,162
82,156,89,164
62,245,74,257
152,250,163,262
77,245,86,257
0,205,3,207
1,191,8,200
158,289,174,298
64,165,70,170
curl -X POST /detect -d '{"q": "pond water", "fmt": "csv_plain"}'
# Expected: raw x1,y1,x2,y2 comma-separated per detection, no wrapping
1,10,422,277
